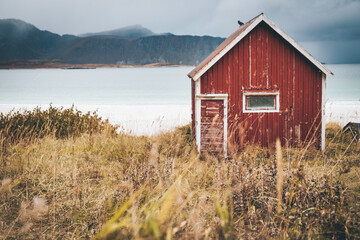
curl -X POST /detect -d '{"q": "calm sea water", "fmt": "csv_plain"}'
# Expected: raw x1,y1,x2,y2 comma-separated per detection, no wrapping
0,65,358,106
0,67,192,105
326,64,360,101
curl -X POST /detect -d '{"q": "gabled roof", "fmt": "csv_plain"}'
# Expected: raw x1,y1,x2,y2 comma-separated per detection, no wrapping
188,13,333,81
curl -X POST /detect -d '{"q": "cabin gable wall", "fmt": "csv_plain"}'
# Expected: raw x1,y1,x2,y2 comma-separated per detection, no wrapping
198,22,322,148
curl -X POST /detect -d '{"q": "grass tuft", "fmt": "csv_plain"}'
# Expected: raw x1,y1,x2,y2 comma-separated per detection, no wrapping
0,109,359,239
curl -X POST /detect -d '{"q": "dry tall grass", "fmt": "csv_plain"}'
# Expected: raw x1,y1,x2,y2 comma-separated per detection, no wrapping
0,108,359,239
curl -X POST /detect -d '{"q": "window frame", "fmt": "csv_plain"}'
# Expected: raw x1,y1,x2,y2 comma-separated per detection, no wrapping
243,91,280,113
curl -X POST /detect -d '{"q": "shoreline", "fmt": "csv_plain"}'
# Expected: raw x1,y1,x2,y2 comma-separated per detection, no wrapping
0,62,193,70
0,104,192,136
1,101,359,136
325,100,360,127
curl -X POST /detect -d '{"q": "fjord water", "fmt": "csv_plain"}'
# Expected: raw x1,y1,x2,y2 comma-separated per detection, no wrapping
0,67,193,135
0,67,192,105
0,65,359,105
326,64,360,101
0,64,359,134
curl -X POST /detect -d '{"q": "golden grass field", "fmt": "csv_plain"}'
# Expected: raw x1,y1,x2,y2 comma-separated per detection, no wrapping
0,106,359,239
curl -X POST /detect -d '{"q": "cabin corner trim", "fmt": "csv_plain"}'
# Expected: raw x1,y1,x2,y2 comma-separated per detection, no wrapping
321,73,326,150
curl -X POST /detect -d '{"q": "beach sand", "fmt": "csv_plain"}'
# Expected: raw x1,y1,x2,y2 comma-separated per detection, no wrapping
1,101,359,136
0,104,191,136
325,101,360,127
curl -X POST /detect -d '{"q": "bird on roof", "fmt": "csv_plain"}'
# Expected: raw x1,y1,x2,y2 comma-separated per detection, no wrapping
238,20,244,26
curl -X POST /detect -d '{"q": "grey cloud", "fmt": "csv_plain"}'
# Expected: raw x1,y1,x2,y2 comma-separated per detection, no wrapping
301,39,360,63
266,0,360,41
0,0,359,63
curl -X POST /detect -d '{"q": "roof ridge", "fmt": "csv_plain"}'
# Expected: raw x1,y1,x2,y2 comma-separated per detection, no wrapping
188,13,333,80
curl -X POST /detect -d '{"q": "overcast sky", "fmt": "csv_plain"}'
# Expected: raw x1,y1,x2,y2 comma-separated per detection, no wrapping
1,0,360,63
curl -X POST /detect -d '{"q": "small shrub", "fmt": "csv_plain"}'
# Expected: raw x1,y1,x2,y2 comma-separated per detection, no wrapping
0,105,117,148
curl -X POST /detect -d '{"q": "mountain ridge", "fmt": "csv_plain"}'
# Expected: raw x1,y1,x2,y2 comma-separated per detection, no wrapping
79,24,161,39
0,19,225,66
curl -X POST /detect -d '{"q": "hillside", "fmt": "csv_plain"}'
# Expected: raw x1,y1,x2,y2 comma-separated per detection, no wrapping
0,19,78,62
61,34,224,65
0,19,225,67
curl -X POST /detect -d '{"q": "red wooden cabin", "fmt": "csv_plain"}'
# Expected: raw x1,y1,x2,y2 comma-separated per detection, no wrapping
188,14,333,156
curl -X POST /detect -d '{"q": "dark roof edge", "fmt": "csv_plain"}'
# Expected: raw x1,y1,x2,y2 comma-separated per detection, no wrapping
188,13,333,80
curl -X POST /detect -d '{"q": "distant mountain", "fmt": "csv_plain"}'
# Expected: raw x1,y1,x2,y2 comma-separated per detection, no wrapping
0,19,225,66
59,34,223,65
0,19,77,61
79,24,158,39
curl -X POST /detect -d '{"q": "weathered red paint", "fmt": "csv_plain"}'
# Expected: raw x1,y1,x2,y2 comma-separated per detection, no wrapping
192,22,323,149
200,99,224,152
191,79,195,137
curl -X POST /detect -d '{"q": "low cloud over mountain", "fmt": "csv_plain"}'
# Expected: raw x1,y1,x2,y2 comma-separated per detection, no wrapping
0,19,224,66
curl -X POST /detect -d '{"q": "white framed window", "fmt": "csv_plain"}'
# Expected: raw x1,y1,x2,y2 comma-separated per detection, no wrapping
243,91,280,113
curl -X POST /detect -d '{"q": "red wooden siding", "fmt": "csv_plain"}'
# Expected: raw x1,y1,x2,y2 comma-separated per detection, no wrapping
199,22,322,148
200,100,224,152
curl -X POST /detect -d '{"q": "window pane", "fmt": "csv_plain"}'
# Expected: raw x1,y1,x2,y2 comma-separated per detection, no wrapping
247,95,275,109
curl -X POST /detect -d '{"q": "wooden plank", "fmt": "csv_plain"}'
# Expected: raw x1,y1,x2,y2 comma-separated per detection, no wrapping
244,34,250,89
239,37,244,113
200,99,225,152
209,65,214,93
201,72,206,94
218,57,223,93
233,41,239,123
256,25,262,88
260,24,265,88
213,61,218,93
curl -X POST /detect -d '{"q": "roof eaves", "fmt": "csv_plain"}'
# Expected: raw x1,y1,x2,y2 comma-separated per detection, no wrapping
261,15,333,77
188,13,264,80
188,13,333,81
